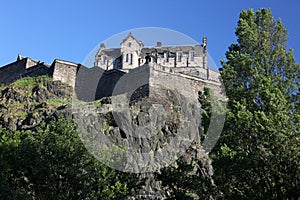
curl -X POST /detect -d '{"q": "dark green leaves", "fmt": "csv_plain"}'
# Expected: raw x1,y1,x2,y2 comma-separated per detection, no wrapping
215,8,300,199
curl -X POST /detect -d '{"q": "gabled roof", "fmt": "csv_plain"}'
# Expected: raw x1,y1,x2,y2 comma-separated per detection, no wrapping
120,32,140,45
98,48,121,58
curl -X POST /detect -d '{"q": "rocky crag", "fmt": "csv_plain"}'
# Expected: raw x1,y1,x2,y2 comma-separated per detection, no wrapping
0,76,218,199
0,76,72,131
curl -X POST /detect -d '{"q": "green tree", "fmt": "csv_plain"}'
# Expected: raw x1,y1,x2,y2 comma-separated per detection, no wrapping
214,8,300,199
0,117,140,199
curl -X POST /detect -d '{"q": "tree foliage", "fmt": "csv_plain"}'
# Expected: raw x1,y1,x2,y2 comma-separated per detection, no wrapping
214,8,300,199
0,117,140,199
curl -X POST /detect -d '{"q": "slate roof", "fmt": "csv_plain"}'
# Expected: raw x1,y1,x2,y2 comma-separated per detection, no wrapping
98,48,121,58
141,45,202,56
97,45,203,58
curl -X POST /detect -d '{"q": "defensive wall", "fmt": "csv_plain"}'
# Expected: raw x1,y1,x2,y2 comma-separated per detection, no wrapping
0,56,222,102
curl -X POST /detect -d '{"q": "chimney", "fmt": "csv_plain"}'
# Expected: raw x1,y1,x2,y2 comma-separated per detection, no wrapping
156,41,162,47
139,40,144,47
202,37,207,51
17,54,23,61
100,43,105,49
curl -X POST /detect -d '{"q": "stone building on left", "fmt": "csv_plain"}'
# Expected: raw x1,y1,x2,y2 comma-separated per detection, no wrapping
0,54,78,88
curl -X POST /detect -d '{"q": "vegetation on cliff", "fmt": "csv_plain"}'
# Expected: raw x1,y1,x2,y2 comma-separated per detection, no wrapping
0,77,142,199
0,76,72,131
0,76,216,199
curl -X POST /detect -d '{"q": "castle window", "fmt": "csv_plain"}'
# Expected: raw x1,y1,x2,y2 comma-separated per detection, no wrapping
177,52,182,62
145,55,151,64
164,52,169,63
129,54,133,65
101,56,106,65
127,42,131,47
190,51,195,62
125,54,129,62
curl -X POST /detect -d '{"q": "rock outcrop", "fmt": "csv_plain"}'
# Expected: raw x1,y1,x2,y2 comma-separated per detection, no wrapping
0,76,72,131
0,76,218,199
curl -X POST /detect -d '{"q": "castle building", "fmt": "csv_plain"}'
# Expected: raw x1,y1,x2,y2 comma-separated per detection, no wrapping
0,33,221,102
94,32,207,72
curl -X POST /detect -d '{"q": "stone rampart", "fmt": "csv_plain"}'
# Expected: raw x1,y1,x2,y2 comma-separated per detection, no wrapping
52,60,78,88
0,58,50,85
149,64,222,101
0,57,222,102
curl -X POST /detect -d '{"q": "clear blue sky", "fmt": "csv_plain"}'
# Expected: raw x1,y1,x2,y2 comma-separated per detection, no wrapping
0,0,299,69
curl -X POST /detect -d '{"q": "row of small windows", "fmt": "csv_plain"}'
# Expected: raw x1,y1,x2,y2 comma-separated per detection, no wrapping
165,52,195,63
101,51,195,65
100,57,116,65
124,52,194,64
101,54,133,65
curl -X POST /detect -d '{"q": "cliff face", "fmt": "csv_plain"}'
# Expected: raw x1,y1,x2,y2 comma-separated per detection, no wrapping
0,76,218,199
72,85,217,198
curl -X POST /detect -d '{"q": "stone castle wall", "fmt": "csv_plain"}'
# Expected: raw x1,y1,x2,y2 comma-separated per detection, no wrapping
0,58,50,85
74,64,150,102
22,63,52,78
52,60,78,88
0,59,28,85
149,64,222,102
0,58,80,88
0,57,222,102
74,66,126,101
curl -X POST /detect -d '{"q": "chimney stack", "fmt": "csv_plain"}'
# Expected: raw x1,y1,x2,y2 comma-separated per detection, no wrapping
17,54,23,61
202,37,207,51
156,41,162,47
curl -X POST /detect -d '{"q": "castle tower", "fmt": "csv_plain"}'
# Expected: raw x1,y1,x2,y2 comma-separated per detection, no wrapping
120,32,143,70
